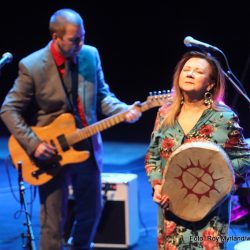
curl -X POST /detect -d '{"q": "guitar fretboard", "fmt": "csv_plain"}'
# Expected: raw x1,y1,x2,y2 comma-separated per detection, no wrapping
66,100,153,146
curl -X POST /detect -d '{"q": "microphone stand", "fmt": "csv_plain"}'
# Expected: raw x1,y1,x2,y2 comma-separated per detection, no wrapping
212,47,250,106
18,161,37,250
223,70,250,105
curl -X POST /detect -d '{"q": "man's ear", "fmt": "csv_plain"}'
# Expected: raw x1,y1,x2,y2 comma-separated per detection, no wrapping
52,33,58,41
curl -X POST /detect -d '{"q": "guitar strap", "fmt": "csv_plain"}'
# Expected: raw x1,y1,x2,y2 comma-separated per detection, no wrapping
70,60,79,111
60,60,82,129
58,60,73,110
60,59,93,151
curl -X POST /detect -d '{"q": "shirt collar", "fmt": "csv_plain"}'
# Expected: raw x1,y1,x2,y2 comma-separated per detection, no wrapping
50,41,65,67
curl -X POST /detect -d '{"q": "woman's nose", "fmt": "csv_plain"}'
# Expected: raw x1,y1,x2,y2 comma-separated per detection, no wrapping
187,71,194,78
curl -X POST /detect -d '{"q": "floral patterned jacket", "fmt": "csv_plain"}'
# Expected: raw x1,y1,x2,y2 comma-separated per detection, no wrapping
145,103,250,188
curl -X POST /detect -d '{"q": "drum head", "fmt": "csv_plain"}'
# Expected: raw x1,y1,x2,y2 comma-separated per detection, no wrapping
162,142,235,222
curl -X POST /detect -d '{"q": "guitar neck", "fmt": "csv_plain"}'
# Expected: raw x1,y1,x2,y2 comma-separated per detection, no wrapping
66,101,150,146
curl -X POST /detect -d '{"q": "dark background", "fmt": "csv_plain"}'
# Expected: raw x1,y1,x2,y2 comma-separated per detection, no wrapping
0,2,250,143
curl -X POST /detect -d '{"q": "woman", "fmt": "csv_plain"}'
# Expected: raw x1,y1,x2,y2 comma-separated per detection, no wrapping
145,51,250,249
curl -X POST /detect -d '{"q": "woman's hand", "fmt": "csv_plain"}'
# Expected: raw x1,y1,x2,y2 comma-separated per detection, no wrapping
153,184,170,210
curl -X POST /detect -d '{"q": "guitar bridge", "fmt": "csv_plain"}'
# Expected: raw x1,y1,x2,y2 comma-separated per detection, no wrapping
32,155,62,179
32,169,45,179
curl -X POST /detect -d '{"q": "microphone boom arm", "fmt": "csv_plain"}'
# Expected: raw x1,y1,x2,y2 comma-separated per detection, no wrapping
223,70,250,105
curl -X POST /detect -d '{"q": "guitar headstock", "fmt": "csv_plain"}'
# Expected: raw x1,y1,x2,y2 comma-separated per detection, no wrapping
146,90,173,108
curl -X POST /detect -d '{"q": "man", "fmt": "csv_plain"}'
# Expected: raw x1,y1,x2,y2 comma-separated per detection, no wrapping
0,8,141,250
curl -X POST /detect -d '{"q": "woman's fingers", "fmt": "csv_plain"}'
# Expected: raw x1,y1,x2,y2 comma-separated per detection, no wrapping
160,195,170,210
153,185,170,210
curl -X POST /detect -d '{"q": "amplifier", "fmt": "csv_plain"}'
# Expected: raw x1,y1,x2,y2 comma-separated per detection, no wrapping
94,173,139,249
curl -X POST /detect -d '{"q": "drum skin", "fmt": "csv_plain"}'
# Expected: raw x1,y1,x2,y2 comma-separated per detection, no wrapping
161,141,235,222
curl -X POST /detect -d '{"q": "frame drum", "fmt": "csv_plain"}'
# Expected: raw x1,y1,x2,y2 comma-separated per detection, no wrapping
162,141,235,222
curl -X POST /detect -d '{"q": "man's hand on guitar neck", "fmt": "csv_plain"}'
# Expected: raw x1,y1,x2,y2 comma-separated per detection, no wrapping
34,141,57,161
125,101,142,123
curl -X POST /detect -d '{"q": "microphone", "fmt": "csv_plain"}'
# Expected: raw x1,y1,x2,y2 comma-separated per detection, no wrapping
0,52,13,69
184,36,221,52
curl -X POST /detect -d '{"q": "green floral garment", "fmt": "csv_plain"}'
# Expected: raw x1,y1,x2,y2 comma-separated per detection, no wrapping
145,103,250,250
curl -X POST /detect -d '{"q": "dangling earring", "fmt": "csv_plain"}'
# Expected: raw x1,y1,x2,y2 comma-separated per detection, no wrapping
204,91,213,108
180,96,184,105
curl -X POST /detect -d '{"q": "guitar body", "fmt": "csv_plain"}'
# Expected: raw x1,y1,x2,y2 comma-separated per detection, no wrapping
9,113,90,186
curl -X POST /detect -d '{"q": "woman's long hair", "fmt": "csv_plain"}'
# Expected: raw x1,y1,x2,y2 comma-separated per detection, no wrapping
163,51,226,126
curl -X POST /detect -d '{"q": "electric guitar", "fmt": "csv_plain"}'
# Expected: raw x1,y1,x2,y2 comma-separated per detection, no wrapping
9,92,172,186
